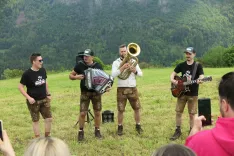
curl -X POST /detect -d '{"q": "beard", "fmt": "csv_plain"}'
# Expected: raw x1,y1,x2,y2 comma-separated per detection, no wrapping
120,54,125,59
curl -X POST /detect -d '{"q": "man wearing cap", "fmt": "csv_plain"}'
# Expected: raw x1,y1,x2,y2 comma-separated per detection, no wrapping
69,49,103,141
169,47,204,140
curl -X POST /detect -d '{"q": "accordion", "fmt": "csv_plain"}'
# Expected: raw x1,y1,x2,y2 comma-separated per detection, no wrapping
84,68,114,94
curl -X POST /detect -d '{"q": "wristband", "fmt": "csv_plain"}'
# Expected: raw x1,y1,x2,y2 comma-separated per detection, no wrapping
47,94,51,96
135,71,138,75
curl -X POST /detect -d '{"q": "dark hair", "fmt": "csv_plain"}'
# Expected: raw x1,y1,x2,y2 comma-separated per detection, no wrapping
152,144,196,156
30,53,41,64
219,72,234,110
119,44,126,48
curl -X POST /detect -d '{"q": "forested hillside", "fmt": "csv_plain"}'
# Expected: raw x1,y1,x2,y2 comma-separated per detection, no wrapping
0,0,234,78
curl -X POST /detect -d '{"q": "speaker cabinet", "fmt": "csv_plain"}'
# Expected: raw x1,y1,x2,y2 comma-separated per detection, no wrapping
102,110,114,123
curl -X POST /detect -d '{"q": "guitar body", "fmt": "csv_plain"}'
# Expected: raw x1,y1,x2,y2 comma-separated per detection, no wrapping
171,76,189,98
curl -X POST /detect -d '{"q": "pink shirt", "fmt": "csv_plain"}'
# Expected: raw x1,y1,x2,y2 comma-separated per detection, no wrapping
185,118,234,156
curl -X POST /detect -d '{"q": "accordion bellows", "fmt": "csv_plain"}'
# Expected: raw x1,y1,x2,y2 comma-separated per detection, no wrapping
84,68,114,94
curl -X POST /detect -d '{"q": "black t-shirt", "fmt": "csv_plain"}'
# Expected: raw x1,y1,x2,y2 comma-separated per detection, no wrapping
174,61,204,96
20,68,47,100
74,61,103,92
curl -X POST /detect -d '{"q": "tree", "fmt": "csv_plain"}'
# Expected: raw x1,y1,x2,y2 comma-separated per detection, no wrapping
223,46,234,67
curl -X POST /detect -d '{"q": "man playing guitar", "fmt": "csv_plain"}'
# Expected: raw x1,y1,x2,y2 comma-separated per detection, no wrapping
170,47,204,140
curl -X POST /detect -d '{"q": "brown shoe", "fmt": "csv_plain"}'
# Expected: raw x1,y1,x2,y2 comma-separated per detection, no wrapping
78,130,84,142
95,129,102,139
117,125,123,136
170,128,182,140
136,124,143,134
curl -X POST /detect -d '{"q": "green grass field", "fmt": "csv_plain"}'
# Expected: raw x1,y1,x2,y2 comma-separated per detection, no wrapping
0,68,233,156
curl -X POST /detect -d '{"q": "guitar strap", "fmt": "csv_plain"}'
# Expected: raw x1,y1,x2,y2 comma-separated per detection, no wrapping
192,62,198,80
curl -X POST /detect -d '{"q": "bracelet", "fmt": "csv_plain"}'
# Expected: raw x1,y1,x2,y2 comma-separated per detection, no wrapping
47,94,51,96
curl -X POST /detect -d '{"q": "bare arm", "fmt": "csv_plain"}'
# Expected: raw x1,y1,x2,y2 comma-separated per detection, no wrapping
18,83,35,104
0,130,15,156
197,74,205,84
189,115,206,137
170,71,178,84
46,82,50,95
18,83,31,101
69,70,84,80
45,82,52,100
199,74,204,79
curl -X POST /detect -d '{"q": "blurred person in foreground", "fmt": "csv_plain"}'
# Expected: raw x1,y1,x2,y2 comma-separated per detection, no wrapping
152,143,196,156
186,72,234,156
24,137,71,156
0,130,15,156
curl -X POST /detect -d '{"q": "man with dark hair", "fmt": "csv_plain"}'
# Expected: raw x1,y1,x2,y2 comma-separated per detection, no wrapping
152,144,196,156
18,53,52,138
186,72,234,156
111,44,143,136
170,47,204,140
69,49,103,141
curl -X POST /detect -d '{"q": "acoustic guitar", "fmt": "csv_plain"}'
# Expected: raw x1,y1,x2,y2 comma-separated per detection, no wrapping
171,76,212,98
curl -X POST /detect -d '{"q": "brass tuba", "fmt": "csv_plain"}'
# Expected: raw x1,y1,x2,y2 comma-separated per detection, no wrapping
118,43,141,80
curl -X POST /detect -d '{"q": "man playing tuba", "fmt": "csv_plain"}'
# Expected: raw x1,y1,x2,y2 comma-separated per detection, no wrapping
111,43,143,136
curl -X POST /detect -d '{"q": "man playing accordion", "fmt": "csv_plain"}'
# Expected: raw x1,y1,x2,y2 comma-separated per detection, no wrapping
69,49,105,142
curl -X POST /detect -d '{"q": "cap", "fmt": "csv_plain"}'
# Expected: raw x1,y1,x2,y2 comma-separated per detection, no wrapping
83,49,94,56
184,47,195,54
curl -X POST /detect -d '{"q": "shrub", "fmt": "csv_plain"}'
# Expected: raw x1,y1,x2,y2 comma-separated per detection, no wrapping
94,57,105,68
2,68,24,79
139,62,153,69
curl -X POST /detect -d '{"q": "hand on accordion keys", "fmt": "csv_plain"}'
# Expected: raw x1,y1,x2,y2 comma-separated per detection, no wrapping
84,68,114,94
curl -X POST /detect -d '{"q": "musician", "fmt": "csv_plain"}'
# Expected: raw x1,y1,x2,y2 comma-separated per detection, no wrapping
69,49,103,142
18,53,52,138
170,47,204,140
111,44,143,136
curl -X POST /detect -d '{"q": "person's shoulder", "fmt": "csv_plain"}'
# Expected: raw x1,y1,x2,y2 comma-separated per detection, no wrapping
93,62,103,69
113,58,121,63
23,68,31,75
176,61,186,67
195,61,203,68
40,67,46,71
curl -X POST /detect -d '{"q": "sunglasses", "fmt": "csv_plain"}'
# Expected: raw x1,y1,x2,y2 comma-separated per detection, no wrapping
38,59,43,62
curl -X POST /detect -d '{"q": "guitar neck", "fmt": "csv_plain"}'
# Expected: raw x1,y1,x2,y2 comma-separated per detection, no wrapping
183,77,211,86
183,80,197,85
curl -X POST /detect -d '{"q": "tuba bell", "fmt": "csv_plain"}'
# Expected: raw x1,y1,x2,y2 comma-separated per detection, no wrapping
118,43,141,80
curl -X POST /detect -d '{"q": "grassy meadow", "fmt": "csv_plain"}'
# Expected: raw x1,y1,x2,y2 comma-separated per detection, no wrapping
0,68,233,156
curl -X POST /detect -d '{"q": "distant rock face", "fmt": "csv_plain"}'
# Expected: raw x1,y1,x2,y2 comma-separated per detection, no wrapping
16,11,26,25
158,0,170,13
56,0,81,5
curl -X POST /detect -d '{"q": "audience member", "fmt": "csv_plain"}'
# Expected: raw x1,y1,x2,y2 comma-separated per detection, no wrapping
152,143,196,156
24,137,71,156
0,130,15,156
186,72,234,156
